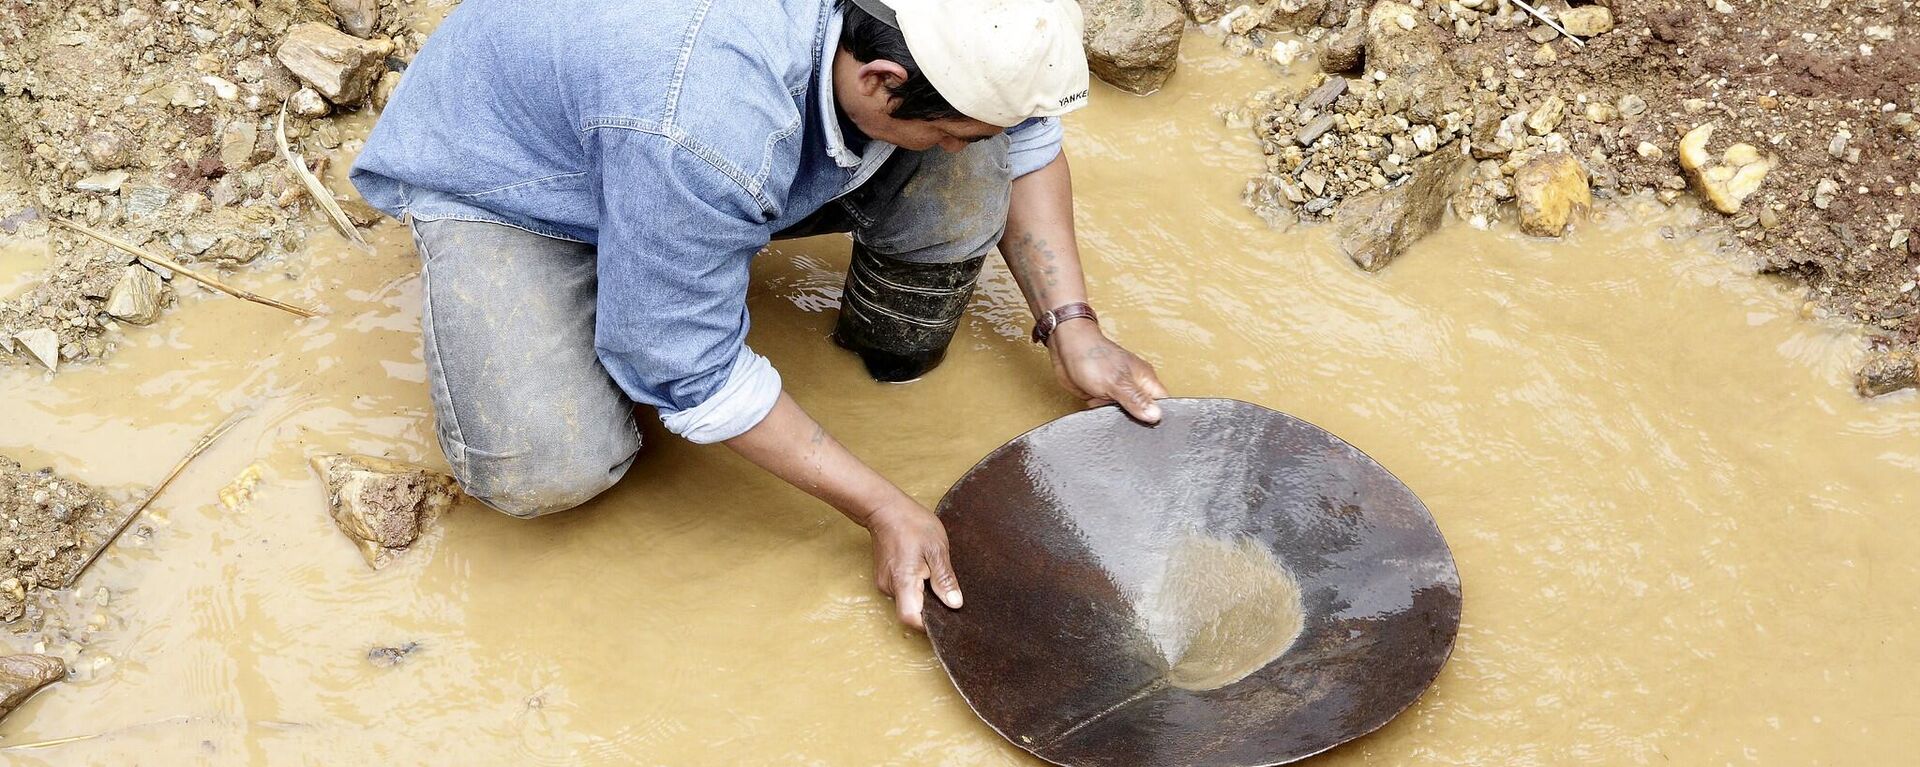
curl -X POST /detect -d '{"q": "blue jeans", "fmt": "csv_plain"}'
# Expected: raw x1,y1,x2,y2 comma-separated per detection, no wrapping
410,137,1011,517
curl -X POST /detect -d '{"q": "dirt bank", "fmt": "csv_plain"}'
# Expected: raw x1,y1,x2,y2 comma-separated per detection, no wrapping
0,0,421,366
1215,0,1917,392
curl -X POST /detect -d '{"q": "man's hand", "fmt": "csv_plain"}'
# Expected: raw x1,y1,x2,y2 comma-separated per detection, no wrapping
865,499,963,631
1047,320,1170,423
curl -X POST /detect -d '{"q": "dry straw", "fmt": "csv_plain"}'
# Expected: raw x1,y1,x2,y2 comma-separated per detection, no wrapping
69,411,252,582
276,100,369,248
51,217,320,319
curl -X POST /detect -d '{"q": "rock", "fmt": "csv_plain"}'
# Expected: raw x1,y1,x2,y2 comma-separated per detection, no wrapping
1301,169,1328,196
1617,94,1648,118
1513,152,1591,237
328,0,379,38
1856,351,1918,397
125,186,172,218
1298,76,1348,111
1827,129,1850,160
1410,124,1438,153
0,654,65,722
1294,113,1337,146
1526,95,1565,135
201,75,240,101
1532,42,1557,66
311,454,461,569
368,641,421,668
1584,102,1617,124
74,171,129,194
1335,150,1468,272
1179,0,1230,23
275,22,395,105
371,71,403,112
106,266,164,325
1081,0,1184,95
220,121,260,171
1365,1,1466,124
13,329,59,371
1557,6,1613,37
1812,178,1839,210
81,131,130,170
1256,0,1328,33
1320,9,1367,73
1637,141,1663,159
289,87,332,118
1677,124,1773,214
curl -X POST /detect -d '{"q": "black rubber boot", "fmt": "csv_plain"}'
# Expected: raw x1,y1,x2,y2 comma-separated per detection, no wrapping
833,246,986,383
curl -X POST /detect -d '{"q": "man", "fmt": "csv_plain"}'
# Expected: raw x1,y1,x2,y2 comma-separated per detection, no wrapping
350,0,1168,629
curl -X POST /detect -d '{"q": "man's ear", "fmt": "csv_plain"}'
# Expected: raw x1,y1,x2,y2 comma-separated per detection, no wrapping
855,59,910,100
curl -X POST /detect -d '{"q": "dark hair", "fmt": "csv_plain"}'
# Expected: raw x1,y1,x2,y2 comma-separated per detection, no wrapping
838,3,969,121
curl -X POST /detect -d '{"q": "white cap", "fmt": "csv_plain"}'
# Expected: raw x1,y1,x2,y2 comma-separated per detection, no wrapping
849,0,1091,128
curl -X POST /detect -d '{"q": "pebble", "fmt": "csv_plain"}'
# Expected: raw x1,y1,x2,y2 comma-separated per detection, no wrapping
12,329,59,372
1813,178,1839,210
1617,94,1648,118
1526,95,1565,135
74,171,130,194
201,75,240,101
106,266,164,325
1827,129,1851,160
126,186,172,218
1294,114,1337,146
289,87,331,118
81,131,130,170
1556,6,1614,37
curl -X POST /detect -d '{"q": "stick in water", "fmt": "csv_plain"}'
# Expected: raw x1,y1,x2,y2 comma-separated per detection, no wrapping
51,217,320,319
71,411,251,581
1508,0,1585,48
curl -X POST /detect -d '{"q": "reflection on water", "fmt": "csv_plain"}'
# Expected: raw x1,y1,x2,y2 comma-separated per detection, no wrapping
1139,534,1304,691
1,35,1918,767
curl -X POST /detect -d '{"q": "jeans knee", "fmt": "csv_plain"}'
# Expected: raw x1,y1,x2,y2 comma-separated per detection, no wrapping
456,452,630,519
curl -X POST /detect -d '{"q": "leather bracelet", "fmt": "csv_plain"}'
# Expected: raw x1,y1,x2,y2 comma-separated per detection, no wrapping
1031,302,1098,345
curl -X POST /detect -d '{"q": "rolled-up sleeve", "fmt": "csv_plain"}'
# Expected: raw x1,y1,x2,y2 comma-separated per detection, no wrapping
1007,117,1064,178
587,127,782,444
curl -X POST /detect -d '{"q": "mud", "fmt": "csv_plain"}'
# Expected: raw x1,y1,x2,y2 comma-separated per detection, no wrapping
0,457,115,623
0,17,1918,767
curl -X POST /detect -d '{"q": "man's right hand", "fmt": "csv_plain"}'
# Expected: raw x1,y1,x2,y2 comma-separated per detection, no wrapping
865,499,964,631
724,391,964,632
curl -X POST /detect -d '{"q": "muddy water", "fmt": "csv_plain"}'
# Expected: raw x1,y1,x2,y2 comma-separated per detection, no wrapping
0,239,45,300
3,38,1919,765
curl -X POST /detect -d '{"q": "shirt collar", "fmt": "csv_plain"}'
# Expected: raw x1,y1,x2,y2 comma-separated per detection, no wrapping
819,6,890,169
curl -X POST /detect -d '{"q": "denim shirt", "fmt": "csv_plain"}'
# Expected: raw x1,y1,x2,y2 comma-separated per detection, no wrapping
351,0,1061,443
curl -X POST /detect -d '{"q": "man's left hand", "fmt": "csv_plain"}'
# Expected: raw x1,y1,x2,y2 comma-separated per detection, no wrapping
1048,321,1170,424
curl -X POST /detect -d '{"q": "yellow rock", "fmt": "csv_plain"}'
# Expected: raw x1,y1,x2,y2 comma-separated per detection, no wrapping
1679,124,1774,214
1723,143,1761,166
1514,152,1591,237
